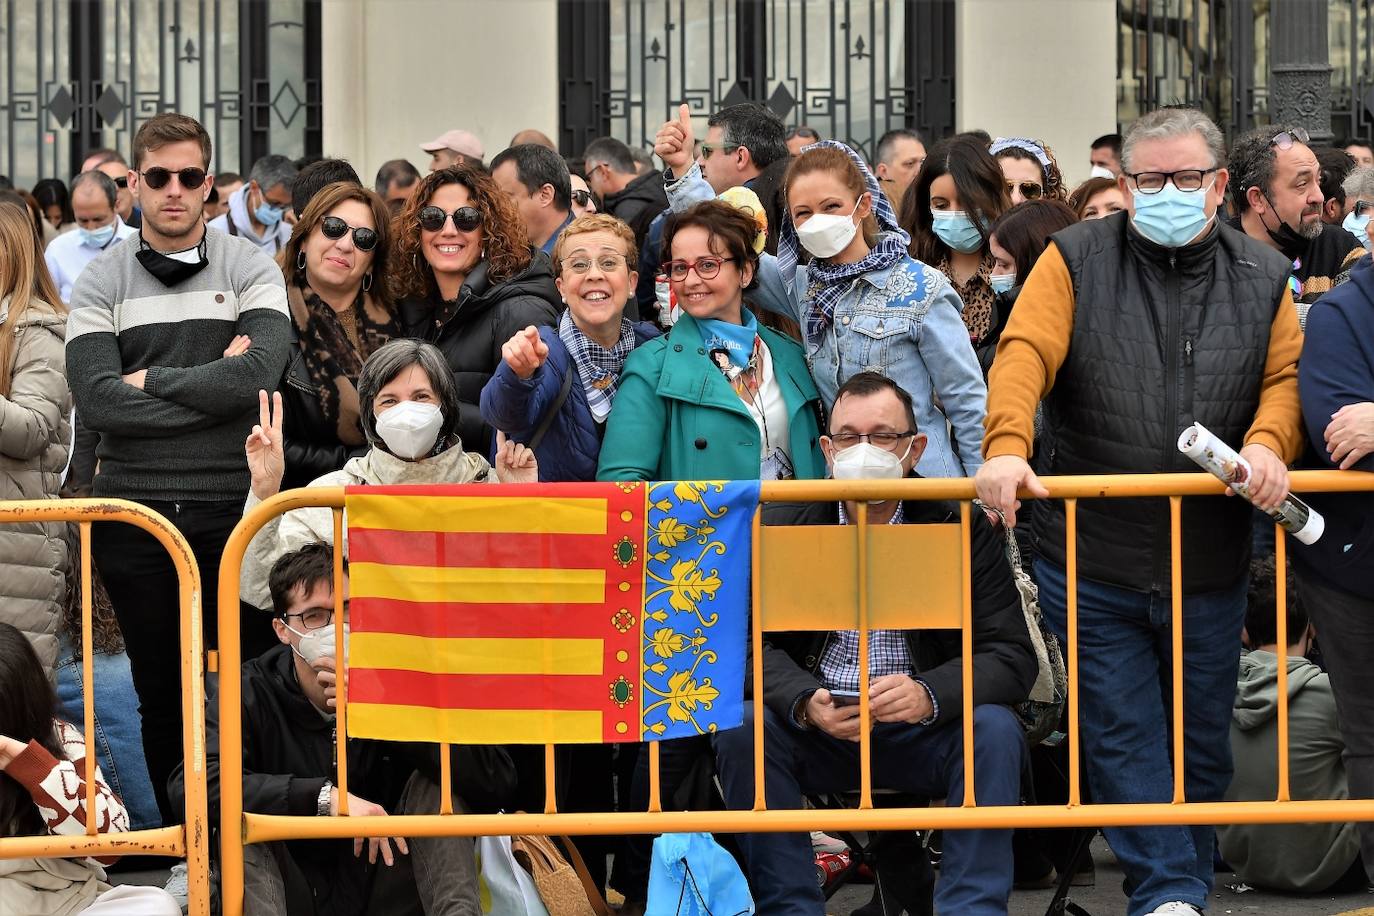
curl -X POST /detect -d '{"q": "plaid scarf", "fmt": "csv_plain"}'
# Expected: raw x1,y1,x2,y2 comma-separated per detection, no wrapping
557,310,635,422
777,140,910,345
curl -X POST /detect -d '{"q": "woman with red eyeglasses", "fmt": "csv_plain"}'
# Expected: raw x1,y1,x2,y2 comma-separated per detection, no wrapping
597,199,824,483
274,181,401,489
393,165,560,456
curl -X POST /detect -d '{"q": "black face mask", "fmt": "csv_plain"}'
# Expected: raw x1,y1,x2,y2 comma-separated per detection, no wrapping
135,235,209,286
1260,192,1313,263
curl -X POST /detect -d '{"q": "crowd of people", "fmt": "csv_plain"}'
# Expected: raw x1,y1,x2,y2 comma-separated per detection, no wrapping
0,98,1370,916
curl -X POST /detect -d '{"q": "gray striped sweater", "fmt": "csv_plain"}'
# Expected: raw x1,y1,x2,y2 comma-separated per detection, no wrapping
65,229,291,501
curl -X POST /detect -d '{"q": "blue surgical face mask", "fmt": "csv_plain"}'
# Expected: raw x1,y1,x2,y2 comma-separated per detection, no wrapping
254,195,285,227
930,209,984,254
1342,207,1370,240
79,222,117,248
989,272,1017,295
1130,182,1214,248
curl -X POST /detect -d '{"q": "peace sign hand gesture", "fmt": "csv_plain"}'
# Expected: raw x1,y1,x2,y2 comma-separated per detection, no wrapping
246,389,286,500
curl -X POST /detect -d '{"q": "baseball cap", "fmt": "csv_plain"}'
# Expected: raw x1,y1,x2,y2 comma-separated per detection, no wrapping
419,129,485,161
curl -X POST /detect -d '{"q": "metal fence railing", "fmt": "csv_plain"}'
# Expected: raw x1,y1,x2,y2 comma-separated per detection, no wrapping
212,471,1374,916
0,499,210,915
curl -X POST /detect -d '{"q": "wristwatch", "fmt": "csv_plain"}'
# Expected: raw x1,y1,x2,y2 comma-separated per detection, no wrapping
317,780,334,817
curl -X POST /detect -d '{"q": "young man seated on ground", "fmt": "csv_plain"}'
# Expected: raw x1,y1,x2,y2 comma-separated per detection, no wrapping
1217,556,1364,893
712,372,1037,916
170,542,516,916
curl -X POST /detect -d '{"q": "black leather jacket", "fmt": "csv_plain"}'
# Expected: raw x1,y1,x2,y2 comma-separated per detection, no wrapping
279,333,369,490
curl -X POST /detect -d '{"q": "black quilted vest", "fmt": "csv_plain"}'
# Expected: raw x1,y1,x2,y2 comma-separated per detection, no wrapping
1033,213,1293,594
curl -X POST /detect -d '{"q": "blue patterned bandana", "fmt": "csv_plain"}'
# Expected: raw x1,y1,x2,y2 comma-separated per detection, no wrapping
777,140,911,344
557,310,635,422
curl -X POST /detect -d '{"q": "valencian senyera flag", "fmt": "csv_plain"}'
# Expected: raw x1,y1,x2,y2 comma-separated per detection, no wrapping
344,480,759,744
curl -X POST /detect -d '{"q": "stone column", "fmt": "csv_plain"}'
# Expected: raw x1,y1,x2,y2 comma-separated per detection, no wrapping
1269,0,1333,145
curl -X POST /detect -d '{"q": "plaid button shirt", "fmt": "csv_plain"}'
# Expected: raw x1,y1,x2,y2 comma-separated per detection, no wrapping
812,502,938,723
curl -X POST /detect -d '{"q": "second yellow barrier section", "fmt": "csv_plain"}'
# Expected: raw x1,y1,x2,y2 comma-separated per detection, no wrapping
214,471,1374,916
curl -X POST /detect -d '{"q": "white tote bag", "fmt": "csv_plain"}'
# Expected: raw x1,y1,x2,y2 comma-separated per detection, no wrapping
477,834,551,916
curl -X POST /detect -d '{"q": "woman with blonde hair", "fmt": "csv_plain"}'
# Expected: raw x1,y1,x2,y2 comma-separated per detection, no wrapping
276,181,400,488
0,201,71,679
480,213,660,481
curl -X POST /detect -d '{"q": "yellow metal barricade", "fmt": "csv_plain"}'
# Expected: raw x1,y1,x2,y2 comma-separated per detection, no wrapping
0,498,211,915
216,471,1374,916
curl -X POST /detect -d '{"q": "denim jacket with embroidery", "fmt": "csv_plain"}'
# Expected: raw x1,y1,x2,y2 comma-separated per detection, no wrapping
665,164,987,478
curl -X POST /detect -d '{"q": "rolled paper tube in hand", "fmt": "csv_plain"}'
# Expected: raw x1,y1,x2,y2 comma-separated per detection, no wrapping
1178,422,1324,545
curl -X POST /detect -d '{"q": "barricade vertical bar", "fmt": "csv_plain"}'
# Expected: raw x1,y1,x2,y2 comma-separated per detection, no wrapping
1066,498,1081,807
544,745,558,814
960,502,975,807
1169,496,1185,803
856,501,872,809
648,741,662,813
172,507,210,916
751,507,766,810
80,522,96,835
1275,524,1291,802
439,745,453,815
333,509,350,814
220,514,247,916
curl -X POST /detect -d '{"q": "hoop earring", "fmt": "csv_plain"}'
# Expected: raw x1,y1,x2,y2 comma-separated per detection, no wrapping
296,250,306,271
362,272,373,292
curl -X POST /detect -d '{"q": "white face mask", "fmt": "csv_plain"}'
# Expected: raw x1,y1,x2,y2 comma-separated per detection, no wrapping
830,441,908,481
796,198,862,259
374,400,443,459
285,622,350,665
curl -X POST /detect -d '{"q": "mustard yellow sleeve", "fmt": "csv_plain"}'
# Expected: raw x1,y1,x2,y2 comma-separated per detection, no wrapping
982,242,1076,460
1243,287,1305,462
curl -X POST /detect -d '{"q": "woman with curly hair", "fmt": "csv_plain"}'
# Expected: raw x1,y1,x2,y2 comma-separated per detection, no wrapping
990,137,1068,205
393,164,560,454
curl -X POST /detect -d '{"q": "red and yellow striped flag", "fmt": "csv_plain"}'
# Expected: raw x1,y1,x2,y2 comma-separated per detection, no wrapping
344,480,756,745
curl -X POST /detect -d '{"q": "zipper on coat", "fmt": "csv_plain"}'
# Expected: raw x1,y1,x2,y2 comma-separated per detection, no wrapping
1151,260,1181,595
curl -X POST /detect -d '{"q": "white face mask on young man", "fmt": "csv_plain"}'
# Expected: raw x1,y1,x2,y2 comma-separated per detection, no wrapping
374,401,444,459
283,622,351,665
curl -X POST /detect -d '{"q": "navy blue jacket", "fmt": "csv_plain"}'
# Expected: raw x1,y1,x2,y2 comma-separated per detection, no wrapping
1294,255,1374,598
479,321,660,482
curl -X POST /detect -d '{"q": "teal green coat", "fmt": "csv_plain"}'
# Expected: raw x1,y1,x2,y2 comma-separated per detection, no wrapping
597,312,826,482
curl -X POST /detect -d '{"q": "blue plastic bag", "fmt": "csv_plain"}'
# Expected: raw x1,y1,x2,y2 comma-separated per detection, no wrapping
646,832,754,916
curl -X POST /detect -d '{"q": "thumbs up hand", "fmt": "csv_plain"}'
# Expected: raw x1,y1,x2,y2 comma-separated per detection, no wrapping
655,102,696,178
501,326,549,380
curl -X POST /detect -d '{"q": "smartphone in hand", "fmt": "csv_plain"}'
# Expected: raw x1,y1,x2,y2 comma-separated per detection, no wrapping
829,689,861,707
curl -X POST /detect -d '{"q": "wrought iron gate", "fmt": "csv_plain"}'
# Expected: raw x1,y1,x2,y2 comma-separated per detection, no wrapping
558,0,955,163
0,0,321,189
1118,0,1374,142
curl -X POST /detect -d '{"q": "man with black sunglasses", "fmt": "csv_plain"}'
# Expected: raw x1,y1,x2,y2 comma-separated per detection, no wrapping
66,112,292,826
1227,125,1366,306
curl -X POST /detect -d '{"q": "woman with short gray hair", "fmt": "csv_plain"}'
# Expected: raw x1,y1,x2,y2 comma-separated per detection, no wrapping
1341,166,1374,245
236,338,538,611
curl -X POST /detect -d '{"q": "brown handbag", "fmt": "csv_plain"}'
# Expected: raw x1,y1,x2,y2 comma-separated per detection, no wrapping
509,834,613,916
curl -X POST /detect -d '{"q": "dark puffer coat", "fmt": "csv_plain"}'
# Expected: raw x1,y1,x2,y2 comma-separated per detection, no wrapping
399,250,560,455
